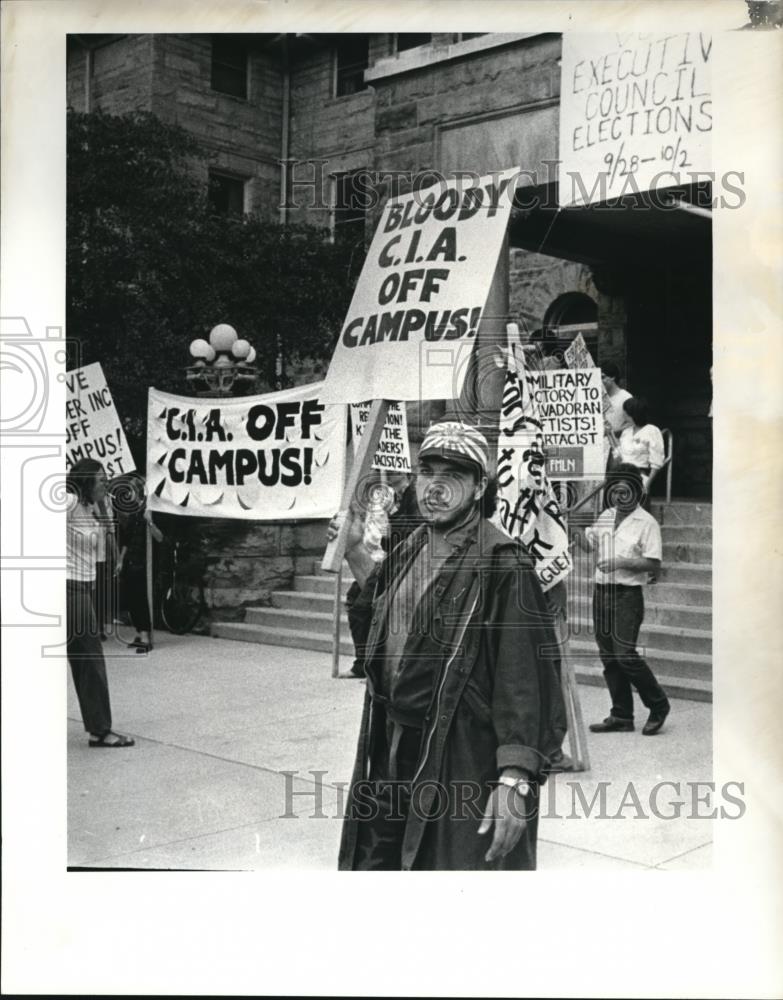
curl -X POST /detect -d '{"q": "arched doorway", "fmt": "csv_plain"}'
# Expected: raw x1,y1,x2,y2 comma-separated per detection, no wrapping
537,292,598,365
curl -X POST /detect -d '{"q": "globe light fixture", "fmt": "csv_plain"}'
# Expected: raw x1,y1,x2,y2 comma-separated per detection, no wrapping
186,324,259,397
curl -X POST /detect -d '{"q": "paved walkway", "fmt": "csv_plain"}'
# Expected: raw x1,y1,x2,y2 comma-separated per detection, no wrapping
68,633,712,871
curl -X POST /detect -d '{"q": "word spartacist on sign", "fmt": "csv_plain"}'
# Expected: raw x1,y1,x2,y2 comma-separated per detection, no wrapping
319,167,520,404
146,382,346,520
559,32,712,206
350,401,411,473
524,368,605,479
65,362,136,478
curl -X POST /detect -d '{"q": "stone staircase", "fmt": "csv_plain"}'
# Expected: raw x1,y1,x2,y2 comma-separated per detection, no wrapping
213,500,712,701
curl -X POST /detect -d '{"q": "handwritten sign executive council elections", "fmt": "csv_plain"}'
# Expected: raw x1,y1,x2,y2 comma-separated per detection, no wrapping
559,32,712,206
319,167,520,405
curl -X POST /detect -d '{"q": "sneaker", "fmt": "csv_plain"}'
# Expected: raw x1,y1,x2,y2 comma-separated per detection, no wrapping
589,715,635,733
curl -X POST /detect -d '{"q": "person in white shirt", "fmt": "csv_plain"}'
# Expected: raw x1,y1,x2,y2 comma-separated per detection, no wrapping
613,396,665,493
601,362,633,440
572,463,671,736
67,459,134,748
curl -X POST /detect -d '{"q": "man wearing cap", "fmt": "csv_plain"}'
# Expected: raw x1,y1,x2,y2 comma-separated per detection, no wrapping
330,420,565,870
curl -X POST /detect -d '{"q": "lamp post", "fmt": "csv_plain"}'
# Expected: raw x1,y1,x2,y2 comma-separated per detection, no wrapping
186,324,259,397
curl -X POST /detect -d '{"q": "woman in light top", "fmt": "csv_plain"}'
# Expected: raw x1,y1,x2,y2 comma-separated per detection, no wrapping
67,458,134,748
613,396,665,493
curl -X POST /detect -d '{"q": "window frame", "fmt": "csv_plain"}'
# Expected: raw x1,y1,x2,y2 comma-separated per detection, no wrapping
330,169,368,244
210,35,250,101
208,169,248,217
333,36,370,98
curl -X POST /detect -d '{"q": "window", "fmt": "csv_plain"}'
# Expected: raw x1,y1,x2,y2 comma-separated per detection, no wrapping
208,171,246,216
395,33,432,53
332,170,367,244
211,36,248,99
458,33,486,42
335,36,369,96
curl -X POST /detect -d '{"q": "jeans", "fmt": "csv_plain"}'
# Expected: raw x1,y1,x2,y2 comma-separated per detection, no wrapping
592,584,669,721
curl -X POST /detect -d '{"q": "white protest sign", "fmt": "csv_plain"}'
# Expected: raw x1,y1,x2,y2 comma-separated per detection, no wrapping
559,32,712,206
319,167,519,404
522,367,605,479
65,362,136,478
349,401,411,473
495,358,572,591
146,381,346,520
564,332,613,423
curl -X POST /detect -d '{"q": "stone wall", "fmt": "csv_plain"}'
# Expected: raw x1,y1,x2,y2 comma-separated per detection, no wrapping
150,35,283,220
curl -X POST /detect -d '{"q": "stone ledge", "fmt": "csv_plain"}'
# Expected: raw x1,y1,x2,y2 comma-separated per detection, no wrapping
366,33,551,82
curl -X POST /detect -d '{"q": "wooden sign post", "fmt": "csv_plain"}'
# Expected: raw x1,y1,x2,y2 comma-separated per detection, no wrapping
321,398,390,574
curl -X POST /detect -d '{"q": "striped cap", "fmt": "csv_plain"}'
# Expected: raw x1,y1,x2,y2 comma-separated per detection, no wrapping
418,421,489,476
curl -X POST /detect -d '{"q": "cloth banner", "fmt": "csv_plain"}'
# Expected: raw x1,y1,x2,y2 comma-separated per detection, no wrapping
350,401,411,473
146,382,346,520
320,167,519,404
65,362,136,478
559,32,712,207
494,350,573,592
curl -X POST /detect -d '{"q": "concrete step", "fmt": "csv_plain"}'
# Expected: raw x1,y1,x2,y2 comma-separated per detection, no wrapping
568,618,711,656
211,624,711,702
567,599,711,630
659,524,712,543
568,638,711,682
212,621,355,656
294,573,353,597
246,606,346,635
651,501,712,527
272,589,341,614
663,541,712,564
569,662,712,703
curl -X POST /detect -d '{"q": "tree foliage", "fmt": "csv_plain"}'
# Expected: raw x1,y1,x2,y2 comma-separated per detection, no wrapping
67,109,360,461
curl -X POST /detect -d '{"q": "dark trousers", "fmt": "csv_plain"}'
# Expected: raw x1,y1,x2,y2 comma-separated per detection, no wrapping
94,559,118,634
592,584,669,721
353,718,422,871
123,565,151,633
67,580,112,735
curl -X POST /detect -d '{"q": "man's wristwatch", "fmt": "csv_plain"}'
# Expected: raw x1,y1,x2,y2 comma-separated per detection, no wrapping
497,775,531,798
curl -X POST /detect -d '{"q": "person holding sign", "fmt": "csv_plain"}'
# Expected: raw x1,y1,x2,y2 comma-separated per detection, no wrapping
612,397,665,493
66,459,135,748
572,464,671,737
331,421,565,871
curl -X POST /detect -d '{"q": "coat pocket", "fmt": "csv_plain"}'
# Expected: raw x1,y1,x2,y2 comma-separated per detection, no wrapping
461,677,493,726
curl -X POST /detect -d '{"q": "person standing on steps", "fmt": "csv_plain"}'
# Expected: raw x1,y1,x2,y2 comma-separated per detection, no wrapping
572,463,671,737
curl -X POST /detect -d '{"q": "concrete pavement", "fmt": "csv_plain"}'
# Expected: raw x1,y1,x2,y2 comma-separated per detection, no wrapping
68,632,712,871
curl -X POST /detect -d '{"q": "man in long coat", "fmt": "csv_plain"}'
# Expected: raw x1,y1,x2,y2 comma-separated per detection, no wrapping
330,421,566,871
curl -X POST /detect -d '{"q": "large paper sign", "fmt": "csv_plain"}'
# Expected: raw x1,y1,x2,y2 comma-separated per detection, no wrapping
320,167,519,404
495,358,572,591
65,362,136,478
559,32,712,206
522,368,605,479
146,382,346,520
350,401,411,473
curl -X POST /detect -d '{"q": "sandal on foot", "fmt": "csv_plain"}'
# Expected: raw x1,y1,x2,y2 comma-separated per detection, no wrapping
89,730,135,748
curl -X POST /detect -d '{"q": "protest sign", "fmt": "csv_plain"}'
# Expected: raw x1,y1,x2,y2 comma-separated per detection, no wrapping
65,362,136,478
520,367,604,479
319,167,519,404
495,355,572,591
146,382,346,520
559,32,712,206
349,401,411,474
564,332,613,423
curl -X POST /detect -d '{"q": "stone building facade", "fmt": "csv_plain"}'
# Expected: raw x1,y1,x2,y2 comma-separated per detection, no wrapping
67,31,712,620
